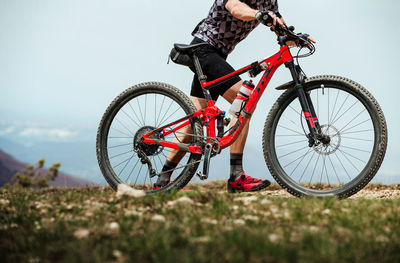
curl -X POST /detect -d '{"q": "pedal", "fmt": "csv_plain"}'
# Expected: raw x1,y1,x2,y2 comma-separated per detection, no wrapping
196,171,208,180
196,143,213,181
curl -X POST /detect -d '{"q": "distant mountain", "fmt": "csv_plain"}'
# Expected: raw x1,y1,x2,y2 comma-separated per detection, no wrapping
0,137,104,184
0,149,93,187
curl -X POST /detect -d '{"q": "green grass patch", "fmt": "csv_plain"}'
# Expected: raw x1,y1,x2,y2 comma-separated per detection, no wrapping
0,184,399,262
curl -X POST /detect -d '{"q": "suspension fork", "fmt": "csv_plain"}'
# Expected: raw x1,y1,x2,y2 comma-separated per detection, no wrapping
285,61,326,144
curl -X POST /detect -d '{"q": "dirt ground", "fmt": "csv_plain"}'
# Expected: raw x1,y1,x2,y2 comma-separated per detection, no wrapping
258,188,400,199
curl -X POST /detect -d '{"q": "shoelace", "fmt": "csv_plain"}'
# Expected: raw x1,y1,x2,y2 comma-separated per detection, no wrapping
240,174,262,184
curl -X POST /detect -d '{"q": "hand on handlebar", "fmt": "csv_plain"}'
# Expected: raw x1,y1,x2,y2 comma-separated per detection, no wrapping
256,10,285,29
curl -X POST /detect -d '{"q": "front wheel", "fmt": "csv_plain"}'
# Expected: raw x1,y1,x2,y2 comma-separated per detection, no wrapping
263,75,387,198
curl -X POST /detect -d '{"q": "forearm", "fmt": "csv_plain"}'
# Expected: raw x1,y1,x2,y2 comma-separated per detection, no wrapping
225,0,257,21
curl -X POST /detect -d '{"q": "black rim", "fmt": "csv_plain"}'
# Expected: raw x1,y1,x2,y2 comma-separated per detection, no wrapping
99,87,200,191
270,83,377,195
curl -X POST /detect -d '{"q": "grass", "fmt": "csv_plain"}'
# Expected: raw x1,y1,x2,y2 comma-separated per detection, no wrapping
0,182,399,263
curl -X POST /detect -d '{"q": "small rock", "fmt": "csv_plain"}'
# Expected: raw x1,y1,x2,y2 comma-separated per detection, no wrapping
233,219,245,225
74,228,90,239
116,184,146,198
152,214,166,222
0,199,10,206
269,233,280,243
167,196,194,206
260,199,271,205
243,215,259,222
191,236,211,243
109,222,120,233
322,209,331,215
201,218,218,225
234,196,258,204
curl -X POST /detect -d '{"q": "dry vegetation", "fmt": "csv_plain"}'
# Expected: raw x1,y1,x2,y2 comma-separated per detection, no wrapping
1,182,399,262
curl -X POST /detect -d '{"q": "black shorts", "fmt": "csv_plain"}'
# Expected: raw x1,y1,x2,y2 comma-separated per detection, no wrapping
190,38,241,101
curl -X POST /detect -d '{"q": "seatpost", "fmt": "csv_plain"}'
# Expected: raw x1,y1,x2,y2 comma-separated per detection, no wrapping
193,54,212,102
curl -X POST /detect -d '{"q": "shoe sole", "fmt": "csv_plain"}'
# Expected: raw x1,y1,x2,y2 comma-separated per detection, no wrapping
227,180,271,193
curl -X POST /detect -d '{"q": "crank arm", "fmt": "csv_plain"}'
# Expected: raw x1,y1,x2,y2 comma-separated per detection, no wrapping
196,143,213,180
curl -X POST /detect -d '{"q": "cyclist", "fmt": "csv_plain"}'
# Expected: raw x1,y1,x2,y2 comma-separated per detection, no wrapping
155,0,303,192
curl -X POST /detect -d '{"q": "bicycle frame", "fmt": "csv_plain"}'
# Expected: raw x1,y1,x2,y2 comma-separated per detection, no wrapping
141,45,321,154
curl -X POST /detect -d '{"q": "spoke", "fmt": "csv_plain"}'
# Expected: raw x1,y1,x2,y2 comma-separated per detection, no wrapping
330,93,350,125
114,117,134,137
337,148,366,165
327,154,341,184
284,147,312,168
276,139,306,149
109,149,133,160
158,100,175,126
340,145,371,153
118,154,134,177
340,118,370,135
280,113,304,131
309,152,321,185
154,94,157,126
128,102,145,127
329,89,340,126
337,109,366,134
287,148,313,175
156,154,165,169
134,163,144,186
114,154,134,170
278,145,309,159
160,106,182,126
121,108,141,128
299,150,316,182
136,97,146,126
327,87,330,125
126,158,140,183
110,127,132,138
156,96,166,127
341,136,372,142
334,151,351,180
331,100,358,127
276,134,305,137
337,149,361,173
108,142,133,149
144,95,147,126
316,88,319,118
340,129,373,135
277,124,304,136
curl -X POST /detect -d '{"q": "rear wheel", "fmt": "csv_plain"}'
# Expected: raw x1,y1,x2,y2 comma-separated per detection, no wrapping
96,82,203,193
263,75,387,198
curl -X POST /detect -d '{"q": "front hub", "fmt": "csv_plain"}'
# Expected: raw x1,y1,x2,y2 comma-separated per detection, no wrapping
313,124,341,155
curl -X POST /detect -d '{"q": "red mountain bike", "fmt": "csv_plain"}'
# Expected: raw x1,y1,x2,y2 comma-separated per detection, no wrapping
96,25,387,198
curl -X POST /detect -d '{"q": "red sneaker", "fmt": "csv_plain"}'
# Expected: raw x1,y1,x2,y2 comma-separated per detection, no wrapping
227,173,271,193
154,181,171,190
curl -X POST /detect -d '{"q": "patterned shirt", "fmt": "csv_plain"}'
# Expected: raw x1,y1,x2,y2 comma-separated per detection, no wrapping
192,0,279,55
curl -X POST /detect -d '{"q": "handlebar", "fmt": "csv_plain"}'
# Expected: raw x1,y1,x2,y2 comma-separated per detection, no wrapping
270,24,315,55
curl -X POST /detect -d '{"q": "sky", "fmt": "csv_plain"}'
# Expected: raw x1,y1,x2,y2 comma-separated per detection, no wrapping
1,0,400,183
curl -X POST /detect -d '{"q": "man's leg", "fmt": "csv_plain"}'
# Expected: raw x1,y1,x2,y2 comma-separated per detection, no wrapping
154,96,208,187
222,81,271,192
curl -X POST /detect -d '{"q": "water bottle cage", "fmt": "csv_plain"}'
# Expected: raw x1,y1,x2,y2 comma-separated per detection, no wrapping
235,99,248,118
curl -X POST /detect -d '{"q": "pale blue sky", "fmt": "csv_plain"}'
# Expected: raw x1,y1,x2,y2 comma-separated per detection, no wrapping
1,0,399,182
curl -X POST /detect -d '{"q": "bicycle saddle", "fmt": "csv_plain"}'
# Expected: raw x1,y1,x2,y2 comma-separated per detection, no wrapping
174,42,209,54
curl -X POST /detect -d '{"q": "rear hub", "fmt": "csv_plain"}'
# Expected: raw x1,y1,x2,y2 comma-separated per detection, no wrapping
133,126,164,156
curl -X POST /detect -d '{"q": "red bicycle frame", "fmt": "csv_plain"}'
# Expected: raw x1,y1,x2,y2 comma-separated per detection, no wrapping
142,45,294,154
